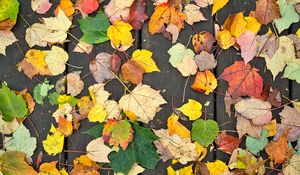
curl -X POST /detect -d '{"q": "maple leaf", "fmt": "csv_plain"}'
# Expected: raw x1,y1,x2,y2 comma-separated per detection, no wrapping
219,61,263,98
217,30,236,49
107,20,134,50
236,115,263,138
54,0,75,17
102,119,134,150
0,151,37,175
70,155,100,175
0,83,28,122
153,129,198,164
42,124,64,156
86,137,112,163
17,49,51,78
89,52,115,83
192,32,216,53
254,0,281,25
236,31,258,64
215,131,241,154
184,4,207,25
119,84,167,123
0,30,17,56
167,113,190,138
192,69,217,95
177,99,203,120
235,98,272,125
73,41,93,54
78,11,110,44
195,51,217,71
121,59,145,84
192,119,219,147
31,0,52,14
75,0,99,15
265,128,293,164
132,49,160,73
129,0,148,30
4,124,37,157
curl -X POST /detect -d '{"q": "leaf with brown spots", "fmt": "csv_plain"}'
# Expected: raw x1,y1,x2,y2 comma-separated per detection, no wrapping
121,59,145,84
192,32,216,53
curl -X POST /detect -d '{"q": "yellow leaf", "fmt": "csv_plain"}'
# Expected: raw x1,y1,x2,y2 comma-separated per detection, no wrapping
57,116,73,137
45,46,69,76
245,17,261,34
77,96,93,117
87,104,107,123
167,113,190,138
293,101,300,112
88,83,110,105
107,20,133,50
230,12,247,37
124,111,137,121
54,0,75,17
132,49,160,73
263,119,277,137
42,125,64,156
206,160,228,175
297,28,300,37
217,30,236,49
39,161,60,175
74,155,96,166
60,168,68,175
167,165,194,175
195,142,207,161
177,99,202,120
212,0,229,15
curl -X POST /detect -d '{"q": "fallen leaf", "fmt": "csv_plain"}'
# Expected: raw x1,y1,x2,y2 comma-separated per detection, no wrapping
73,41,93,54
194,161,210,175
167,113,190,138
25,23,48,48
0,151,37,175
0,117,20,134
283,154,300,175
54,0,74,17
215,131,241,154
119,84,167,123
4,124,36,157
0,30,17,56
280,106,300,127
237,30,258,64
237,149,266,175
167,164,193,175
191,69,217,95
220,61,263,98
88,83,110,105
110,54,121,74
57,116,73,136
17,49,51,79
71,155,100,175
90,53,115,83
194,0,213,8
284,59,300,83
206,160,228,175
212,0,229,15
216,30,236,49
67,72,84,96
42,124,64,156
0,0,19,30
257,33,278,58
75,0,99,15
33,79,54,105
39,161,60,175
166,23,179,43
168,43,195,67
254,0,280,25
121,59,145,84
274,0,300,33
175,54,198,76
153,129,198,164
45,46,69,76
184,4,206,25
104,100,121,120
192,32,216,53
275,124,300,142
194,51,217,71
263,119,277,137
177,99,202,120
104,0,130,23
86,137,112,163
192,119,219,147
102,119,133,150
132,49,160,73
265,128,292,164
236,115,263,138
129,0,148,30
107,20,134,50
87,104,107,123
235,98,272,125
246,129,268,155
31,0,52,14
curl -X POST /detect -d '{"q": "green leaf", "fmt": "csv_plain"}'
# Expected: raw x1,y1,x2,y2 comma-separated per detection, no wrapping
78,10,110,44
0,0,19,22
192,119,219,147
57,94,77,106
108,124,159,174
246,129,268,155
284,59,300,83
167,43,195,67
4,124,37,157
33,79,54,105
274,0,299,33
84,123,104,138
0,83,28,122
48,92,60,105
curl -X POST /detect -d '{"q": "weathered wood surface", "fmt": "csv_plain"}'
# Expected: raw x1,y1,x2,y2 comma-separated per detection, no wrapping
0,0,299,174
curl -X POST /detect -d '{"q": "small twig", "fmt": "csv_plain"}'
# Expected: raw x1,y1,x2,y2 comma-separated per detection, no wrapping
26,117,40,138
182,76,190,103
63,150,87,153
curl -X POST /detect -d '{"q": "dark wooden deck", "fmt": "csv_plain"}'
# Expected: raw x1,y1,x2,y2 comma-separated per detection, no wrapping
0,0,299,174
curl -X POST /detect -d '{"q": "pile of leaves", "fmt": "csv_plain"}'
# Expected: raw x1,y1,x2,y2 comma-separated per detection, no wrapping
1,0,300,174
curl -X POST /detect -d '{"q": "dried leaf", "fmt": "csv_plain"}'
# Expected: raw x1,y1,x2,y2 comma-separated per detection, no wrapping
129,0,148,30
192,32,216,53
184,4,207,25
167,113,190,138
121,59,145,84
237,31,258,64
86,137,112,163
42,124,64,156
194,51,217,71
215,131,241,154
67,72,84,96
0,30,17,56
31,0,52,14
254,0,280,25
89,52,115,83
236,115,263,138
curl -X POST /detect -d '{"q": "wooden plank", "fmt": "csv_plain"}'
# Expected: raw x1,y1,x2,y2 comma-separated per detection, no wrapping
215,0,290,170
141,1,215,174
0,0,65,168
66,8,140,174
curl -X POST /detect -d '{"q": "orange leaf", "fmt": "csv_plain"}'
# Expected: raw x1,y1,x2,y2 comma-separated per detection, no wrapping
57,116,73,136
54,0,75,17
191,69,217,95
215,131,241,154
167,113,190,138
71,155,100,175
121,59,145,84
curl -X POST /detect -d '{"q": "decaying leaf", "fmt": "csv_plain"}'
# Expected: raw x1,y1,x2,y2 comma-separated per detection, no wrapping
253,0,280,25
89,52,115,83
67,72,84,96
121,59,145,84
129,0,148,30
206,160,228,175
192,32,216,53
71,155,100,175
236,115,263,138
194,51,217,71
31,0,52,14
184,4,206,25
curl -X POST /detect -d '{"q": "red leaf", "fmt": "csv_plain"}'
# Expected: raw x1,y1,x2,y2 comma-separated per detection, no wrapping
220,61,263,98
129,0,148,30
110,54,121,74
75,0,99,14
215,131,241,154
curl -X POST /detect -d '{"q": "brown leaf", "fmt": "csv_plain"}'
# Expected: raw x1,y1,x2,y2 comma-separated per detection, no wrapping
0,19,15,31
257,33,278,58
67,72,84,96
121,59,145,84
280,106,300,127
265,129,293,164
288,34,300,59
129,0,148,30
238,150,266,175
89,52,115,83
195,162,210,175
192,32,216,53
71,108,84,130
254,0,280,25
110,54,121,74
194,51,217,71
236,115,263,138
18,89,35,114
